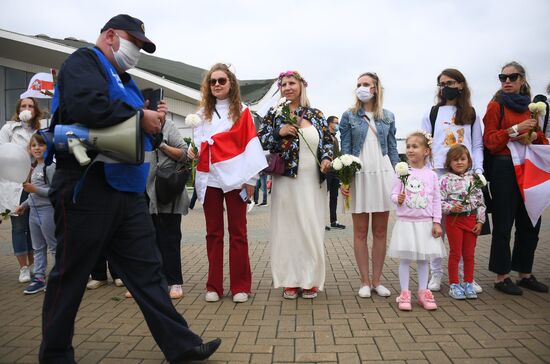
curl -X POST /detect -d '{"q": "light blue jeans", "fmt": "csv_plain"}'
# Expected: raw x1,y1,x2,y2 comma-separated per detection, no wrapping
29,205,57,279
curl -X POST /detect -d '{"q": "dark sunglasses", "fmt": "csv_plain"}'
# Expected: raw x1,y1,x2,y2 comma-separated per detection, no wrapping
356,82,374,88
498,73,521,82
209,77,228,86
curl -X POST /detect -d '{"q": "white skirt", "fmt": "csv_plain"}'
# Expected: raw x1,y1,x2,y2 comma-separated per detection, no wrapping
388,220,447,261
342,127,394,214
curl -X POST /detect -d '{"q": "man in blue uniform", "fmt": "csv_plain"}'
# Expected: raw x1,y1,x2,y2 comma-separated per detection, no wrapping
40,14,220,363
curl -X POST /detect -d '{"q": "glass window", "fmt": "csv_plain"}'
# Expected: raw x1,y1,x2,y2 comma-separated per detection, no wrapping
5,68,26,89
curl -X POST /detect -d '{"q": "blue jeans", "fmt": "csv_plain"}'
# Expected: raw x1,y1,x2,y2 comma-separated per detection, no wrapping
29,205,57,279
11,191,32,256
254,174,267,204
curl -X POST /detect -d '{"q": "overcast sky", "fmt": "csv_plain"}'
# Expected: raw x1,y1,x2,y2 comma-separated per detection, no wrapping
1,0,549,137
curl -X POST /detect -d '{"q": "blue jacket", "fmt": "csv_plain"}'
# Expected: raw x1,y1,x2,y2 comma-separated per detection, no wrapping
339,108,400,167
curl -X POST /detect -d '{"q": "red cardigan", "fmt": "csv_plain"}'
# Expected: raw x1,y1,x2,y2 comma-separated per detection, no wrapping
483,100,548,155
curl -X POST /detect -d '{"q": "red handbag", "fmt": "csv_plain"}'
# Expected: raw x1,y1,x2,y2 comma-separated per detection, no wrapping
264,153,285,175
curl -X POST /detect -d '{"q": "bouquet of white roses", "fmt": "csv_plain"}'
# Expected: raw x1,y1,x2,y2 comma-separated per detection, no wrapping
527,102,547,143
332,154,362,210
274,97,320,167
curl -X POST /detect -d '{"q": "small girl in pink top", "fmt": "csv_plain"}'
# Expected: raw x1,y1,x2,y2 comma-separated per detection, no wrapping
388,131,446,311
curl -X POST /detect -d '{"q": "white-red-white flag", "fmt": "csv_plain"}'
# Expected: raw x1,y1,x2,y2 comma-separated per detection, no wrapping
195,108,267,204
507,142,550,226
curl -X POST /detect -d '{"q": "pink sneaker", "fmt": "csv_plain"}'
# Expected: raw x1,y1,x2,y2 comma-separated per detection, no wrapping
396,290,412,311
417,289,437,310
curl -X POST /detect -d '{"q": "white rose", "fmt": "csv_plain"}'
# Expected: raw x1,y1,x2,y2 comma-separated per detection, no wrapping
528,103,538,113
395,162,409,176
476,173,487,187
536,101,547,112
351,156,362,165
332,158,343,170
277,97,287,107
19,110,32,123
340,154,352,166
185,113,201,128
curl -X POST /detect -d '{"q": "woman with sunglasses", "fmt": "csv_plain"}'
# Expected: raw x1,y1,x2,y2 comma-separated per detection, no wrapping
339,72,400,298
420,68,484,294
484,61,548,295
258,70,333,300
188,63,264,303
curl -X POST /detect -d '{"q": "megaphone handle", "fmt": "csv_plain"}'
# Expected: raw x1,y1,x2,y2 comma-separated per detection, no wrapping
68,138,91,166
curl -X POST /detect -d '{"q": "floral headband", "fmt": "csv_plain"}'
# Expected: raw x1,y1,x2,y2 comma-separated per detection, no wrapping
407,129,433,147
277,71,308,88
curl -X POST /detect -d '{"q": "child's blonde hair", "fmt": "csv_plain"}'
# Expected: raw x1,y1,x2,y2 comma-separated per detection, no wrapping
444,144,472,172
406,130,433,165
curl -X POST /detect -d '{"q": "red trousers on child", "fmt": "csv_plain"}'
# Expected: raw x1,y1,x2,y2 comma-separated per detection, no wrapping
445,214,477,284
203,187,251,296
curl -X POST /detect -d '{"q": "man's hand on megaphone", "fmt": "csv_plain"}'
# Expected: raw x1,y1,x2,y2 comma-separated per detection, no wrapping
141,109,162,134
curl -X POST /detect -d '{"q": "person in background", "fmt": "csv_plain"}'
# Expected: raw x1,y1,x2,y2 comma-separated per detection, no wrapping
15,133,56,295
0,97,43,283
253,171,269,207
258,70,333,300
40,14,220,362
86,257,123,289
339,72,400,299
483,61,548,295
421,68,484,294
325,116,345,231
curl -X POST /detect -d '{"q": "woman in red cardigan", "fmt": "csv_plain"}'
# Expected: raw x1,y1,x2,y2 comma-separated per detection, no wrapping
483,61,548,295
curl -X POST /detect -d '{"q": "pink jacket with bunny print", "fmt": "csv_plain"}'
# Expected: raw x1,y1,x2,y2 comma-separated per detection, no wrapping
390,166,442,224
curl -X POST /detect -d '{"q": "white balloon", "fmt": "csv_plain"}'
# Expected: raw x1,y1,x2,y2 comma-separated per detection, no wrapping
0,143,31,183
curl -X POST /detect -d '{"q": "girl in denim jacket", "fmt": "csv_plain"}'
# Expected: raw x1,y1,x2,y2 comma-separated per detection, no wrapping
339,72,400,299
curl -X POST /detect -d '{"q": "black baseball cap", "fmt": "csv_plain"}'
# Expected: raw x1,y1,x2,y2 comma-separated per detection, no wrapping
101,14,156,53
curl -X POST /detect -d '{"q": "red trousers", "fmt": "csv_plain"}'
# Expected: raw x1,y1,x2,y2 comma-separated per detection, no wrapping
203,187,251,295
445,214,477,284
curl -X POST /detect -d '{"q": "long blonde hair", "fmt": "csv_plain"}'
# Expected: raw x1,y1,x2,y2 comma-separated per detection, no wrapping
351,72,384,119
199,63,242,122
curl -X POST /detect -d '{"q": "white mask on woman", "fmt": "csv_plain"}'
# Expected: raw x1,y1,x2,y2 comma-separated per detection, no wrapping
112,33,141,71
355,86,374,102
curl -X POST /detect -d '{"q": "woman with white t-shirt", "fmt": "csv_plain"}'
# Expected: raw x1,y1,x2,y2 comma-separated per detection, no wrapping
420,68,484,294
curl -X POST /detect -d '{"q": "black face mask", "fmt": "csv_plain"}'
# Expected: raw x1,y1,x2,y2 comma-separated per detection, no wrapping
442,86,461,101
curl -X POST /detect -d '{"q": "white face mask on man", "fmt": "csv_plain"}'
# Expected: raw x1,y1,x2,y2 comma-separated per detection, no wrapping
112,33,141,71
355,86,374,102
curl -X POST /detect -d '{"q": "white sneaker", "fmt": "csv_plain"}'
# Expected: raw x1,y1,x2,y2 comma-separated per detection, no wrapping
232,292,248,303
205,291,220,302
472,280,483,294
358,285,371,298
247,201,255,213
114,278,124,287
19,266,31,283
372,284,391,297
86,279,107,290
428,273,442,292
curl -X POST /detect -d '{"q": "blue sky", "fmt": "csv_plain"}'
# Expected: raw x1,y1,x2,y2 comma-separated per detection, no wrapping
1,0,549,137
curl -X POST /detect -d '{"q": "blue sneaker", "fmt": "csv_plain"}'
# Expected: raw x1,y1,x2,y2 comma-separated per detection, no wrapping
23,278,46,295
462,282,478,299
449,283,466,300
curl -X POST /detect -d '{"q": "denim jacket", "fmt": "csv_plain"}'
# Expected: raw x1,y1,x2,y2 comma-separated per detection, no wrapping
258,106,333,180
339,108,400,167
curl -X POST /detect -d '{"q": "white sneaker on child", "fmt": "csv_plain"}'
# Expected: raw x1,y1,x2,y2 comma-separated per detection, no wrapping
472,280,483,294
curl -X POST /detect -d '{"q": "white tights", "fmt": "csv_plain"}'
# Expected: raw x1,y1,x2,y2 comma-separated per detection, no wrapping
399,259,429,291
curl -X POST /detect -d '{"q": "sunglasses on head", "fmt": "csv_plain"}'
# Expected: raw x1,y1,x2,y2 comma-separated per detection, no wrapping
498,73,521,82
209,77,228,86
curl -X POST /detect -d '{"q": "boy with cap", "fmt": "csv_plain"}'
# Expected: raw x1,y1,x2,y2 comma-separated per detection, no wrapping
40,14,220,363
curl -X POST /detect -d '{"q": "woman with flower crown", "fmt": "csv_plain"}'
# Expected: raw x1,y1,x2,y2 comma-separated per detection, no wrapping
339,72,400,299
258,70,333,300
0,97,43,283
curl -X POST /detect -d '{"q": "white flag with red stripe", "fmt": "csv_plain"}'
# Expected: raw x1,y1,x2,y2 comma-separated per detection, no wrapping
195,108,267,204
507,142,550,226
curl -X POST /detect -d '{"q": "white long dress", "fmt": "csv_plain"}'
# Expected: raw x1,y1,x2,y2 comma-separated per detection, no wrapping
270,126,327,290
344,114,395,213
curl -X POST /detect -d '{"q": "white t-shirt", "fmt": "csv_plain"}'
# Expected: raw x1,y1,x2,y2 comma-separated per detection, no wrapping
421,105,484,173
